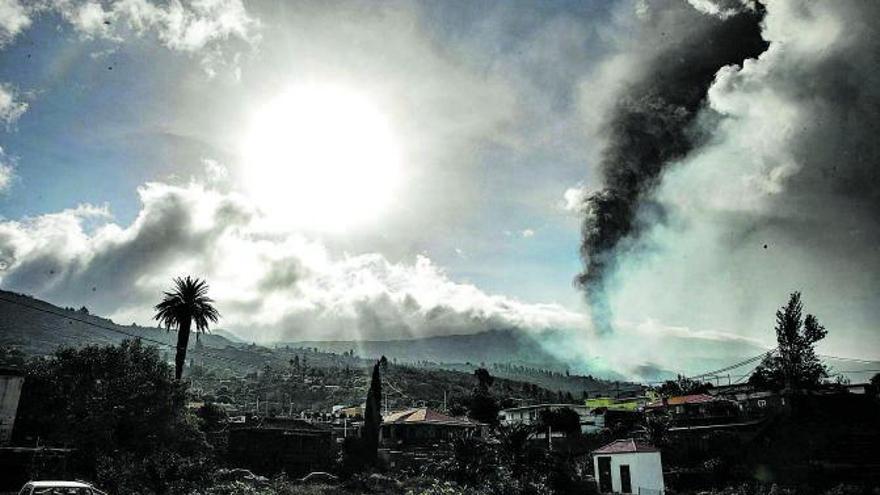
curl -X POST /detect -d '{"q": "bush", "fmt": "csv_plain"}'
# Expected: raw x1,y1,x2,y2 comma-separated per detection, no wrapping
96,450,215,495
14,340,210,489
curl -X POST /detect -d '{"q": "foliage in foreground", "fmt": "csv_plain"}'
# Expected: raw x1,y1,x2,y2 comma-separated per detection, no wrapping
14,340,212,491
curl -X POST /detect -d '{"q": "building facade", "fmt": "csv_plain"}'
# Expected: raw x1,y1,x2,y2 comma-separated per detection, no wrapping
593,439,664,494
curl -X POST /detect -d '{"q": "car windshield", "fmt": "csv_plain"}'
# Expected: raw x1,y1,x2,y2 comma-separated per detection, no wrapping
32,488,92,495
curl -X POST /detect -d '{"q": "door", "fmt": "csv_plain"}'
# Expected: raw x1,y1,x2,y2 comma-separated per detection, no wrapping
597,456,612,493
620,464,632,494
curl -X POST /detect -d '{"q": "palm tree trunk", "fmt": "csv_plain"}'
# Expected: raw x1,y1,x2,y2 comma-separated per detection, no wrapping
174,318,192,380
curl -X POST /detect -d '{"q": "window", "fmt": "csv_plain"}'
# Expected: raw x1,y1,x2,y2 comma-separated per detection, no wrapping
32,488,93,495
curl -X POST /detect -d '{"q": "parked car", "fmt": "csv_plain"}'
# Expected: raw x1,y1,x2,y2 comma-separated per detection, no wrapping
18,481,106,495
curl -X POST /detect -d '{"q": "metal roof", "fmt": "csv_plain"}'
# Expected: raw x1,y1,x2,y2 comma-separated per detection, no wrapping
382,408,482,427
593,438,660,455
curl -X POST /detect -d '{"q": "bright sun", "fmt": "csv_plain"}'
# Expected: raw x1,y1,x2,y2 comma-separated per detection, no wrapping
241,85,402,231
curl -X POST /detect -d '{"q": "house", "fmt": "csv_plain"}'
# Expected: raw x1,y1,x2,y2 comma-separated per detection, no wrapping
585,396,646,412
645,393,740,427
227,417,334,476
593,439,664,494
380,408,483,447
332,404,365,419
499,403,592,432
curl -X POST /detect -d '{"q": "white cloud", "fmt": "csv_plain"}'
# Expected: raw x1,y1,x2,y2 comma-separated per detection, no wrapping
201,158,228,183
520,228,535,238
0,179,584,342
686,0,754,19
0,0,29,46
0,83,27,127
0,146,13,192
561,183,591,213
0,0,260,76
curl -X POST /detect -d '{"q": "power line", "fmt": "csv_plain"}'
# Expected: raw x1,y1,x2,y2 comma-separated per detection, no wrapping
685,349,776,382
818,353,880,364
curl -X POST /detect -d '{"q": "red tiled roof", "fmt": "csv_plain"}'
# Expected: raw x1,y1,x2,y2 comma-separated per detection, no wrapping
383,408,481,427
593,438,660,455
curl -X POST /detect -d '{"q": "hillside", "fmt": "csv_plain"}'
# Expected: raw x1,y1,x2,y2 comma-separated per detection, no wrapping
287,329,642,395
0,289,638,396
0,289,297,372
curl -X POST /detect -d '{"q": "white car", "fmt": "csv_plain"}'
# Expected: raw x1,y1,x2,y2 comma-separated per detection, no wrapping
18,481,107,495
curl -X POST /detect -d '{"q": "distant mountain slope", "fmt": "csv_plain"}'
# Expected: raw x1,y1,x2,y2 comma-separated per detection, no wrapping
0,290,639,395
286,328,563,368
284,329,648,395
0,289,294,372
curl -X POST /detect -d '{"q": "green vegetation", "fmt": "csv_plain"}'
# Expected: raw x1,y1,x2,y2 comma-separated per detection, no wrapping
13,340,213,493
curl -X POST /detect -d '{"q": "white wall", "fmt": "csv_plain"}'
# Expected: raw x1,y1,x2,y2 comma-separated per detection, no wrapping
593,452,664,494
0,374,24,445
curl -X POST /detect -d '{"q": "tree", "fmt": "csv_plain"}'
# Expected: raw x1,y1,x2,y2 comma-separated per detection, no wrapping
869,373,880,395
154,276,220,380
750,291,828,391
537,407,581,436
658,374,712,396
469,367,500,425
195,402,228,433
14,340,206,480
362,357,384,463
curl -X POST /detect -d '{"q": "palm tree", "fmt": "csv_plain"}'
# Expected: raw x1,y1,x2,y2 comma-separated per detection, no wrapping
154,276,220,380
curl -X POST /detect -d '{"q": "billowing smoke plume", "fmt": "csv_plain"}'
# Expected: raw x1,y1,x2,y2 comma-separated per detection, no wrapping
577,1,767,333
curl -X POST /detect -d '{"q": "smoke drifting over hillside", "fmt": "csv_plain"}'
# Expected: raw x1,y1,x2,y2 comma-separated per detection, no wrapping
577,1,767,333
578,0,880,354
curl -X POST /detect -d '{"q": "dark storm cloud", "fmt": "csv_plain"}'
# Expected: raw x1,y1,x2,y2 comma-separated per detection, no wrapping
583,0,880,359
576,1,767,333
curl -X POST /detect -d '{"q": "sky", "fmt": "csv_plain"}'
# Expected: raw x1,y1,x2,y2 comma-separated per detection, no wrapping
0,0,877,379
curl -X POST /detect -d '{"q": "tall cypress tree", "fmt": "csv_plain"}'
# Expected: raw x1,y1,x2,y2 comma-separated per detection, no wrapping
363,357,384,461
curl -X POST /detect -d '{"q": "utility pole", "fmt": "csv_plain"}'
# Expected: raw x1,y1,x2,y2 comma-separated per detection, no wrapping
443,390,447,412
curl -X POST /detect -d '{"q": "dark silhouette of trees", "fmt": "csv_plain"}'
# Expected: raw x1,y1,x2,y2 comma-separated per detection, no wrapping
14,340,207,483
750,291,828,391
468,367,500,425
362,356,384,463
870,373,880,395
195,402,228,434
154,276,220,380
537,407,581,436
658,374,712,396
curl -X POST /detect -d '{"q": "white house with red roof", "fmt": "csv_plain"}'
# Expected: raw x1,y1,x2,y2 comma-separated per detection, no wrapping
593,438,664,494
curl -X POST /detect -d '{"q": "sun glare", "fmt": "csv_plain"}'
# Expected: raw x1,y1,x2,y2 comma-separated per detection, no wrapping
241,85,402,232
